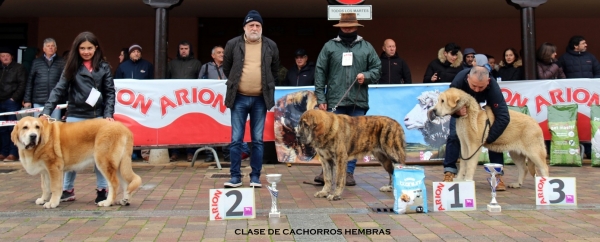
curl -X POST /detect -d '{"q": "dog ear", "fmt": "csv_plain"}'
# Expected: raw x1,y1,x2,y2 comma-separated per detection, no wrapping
10,121,19,144
447,94,460,109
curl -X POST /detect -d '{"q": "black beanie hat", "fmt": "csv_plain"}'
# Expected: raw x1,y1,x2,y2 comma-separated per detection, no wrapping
243,10,263,27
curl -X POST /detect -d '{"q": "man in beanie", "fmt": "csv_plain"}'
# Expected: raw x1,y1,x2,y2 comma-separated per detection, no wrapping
0,47,26,161
441,54,510,191
115,44,154,161
284,48,315,86
114,44,154,79
313,12,381,186
223,10,280,188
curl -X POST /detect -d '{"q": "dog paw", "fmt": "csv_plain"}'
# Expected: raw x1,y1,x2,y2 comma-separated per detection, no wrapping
507,183,522,188
119,199,130,206
97,200,112,207
35,198,46,205
326,194,342,201
379,185,393,192
43,201,58,209
314,191,329,198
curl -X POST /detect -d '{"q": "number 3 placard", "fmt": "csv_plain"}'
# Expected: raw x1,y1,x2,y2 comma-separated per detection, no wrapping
535,177,577,206
432,181,477,212
209,188,256,220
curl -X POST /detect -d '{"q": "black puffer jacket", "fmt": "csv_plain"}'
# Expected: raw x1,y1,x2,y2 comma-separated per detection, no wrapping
0,62,27,102
450,71,509,144
379,52,412,84
557,48,600,78
167,56,202,79
43,61,115,118
223,35,280,109
498,59,524,81
24,56,66,104
284,62,315,86
423,48,463,83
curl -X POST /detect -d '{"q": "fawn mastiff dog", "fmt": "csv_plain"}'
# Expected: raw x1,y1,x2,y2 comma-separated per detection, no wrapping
431,88,549,187
297,109,406,201
11,116,142,208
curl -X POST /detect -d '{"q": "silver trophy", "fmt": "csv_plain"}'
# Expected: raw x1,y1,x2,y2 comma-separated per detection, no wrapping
483,163,503,212
266,174,282,218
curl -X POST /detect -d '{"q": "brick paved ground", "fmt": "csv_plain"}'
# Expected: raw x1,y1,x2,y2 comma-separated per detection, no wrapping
0,160,599,241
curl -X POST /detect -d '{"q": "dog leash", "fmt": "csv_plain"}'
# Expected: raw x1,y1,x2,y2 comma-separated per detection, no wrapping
459,119,491,161
332,77,358,112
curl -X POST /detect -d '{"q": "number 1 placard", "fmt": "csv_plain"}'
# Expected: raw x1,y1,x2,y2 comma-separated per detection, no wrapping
432,181,477,211
535,177,577,206
209,188,256,220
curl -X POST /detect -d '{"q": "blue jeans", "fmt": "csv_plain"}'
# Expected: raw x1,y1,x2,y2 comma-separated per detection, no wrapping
328,106,367,174
63,116,108,190
230,94,267,179
33,103,61,120
0,99,19,157
444,116,504,175
222,142,251,156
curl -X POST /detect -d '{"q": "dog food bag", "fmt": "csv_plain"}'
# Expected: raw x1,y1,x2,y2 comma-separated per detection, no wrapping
591,105,600,167
548,104,582,166
503,106,531,165
393,165,427,214
477,147,490,165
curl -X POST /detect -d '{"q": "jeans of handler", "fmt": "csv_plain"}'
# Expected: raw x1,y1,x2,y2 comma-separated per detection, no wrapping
62,116,108,190
327,105,367,174
0,99,20,157
443,116,504,175
229,94,267,179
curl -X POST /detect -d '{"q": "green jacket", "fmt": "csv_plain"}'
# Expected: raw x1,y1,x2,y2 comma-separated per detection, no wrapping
314,35,381,111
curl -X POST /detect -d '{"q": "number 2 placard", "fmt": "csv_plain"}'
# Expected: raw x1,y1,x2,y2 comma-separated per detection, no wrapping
209,188,256,220
535,177,577,206
432,181,476,212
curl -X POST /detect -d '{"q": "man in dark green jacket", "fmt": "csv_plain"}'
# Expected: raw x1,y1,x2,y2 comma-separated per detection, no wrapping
313,13,381,186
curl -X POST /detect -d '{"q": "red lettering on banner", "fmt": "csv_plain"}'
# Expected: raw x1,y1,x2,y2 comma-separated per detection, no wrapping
198,88,214,105
175,89,191,106
192,87,198,103
535,88,600,113
161,96,177,116
117,89,153,115
573,88,590,103
549,89,565,104
212,93,227,113
537,177,546,204
435,183,445,211
535,95,552,114
502,88,529,107
211,190,222,220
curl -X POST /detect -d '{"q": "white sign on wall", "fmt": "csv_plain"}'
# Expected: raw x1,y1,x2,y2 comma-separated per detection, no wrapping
327,5,372,20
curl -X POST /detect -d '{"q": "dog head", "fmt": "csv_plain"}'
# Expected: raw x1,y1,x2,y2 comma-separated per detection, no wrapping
297,109,329,146
430,88,463,118
11,116,45,150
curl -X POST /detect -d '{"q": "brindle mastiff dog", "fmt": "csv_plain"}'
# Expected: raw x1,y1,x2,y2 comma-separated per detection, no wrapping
297,109,406,201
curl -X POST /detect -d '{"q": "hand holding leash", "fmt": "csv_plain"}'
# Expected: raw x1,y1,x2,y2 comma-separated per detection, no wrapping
105,117,115,122
318,104,327,111
356,73,365,84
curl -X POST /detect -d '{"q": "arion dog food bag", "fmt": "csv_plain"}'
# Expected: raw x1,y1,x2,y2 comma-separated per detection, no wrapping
548,104,582,166
503,106,531,165
590,105,600,167
393,165,427,214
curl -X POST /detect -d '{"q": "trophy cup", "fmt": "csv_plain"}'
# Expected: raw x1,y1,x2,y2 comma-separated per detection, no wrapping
266,174,282,218
483,163,503,212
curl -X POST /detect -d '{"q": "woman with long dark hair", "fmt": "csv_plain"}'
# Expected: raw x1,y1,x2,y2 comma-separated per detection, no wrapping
497,48,524,81
41,31,115,205
536,42,565,79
